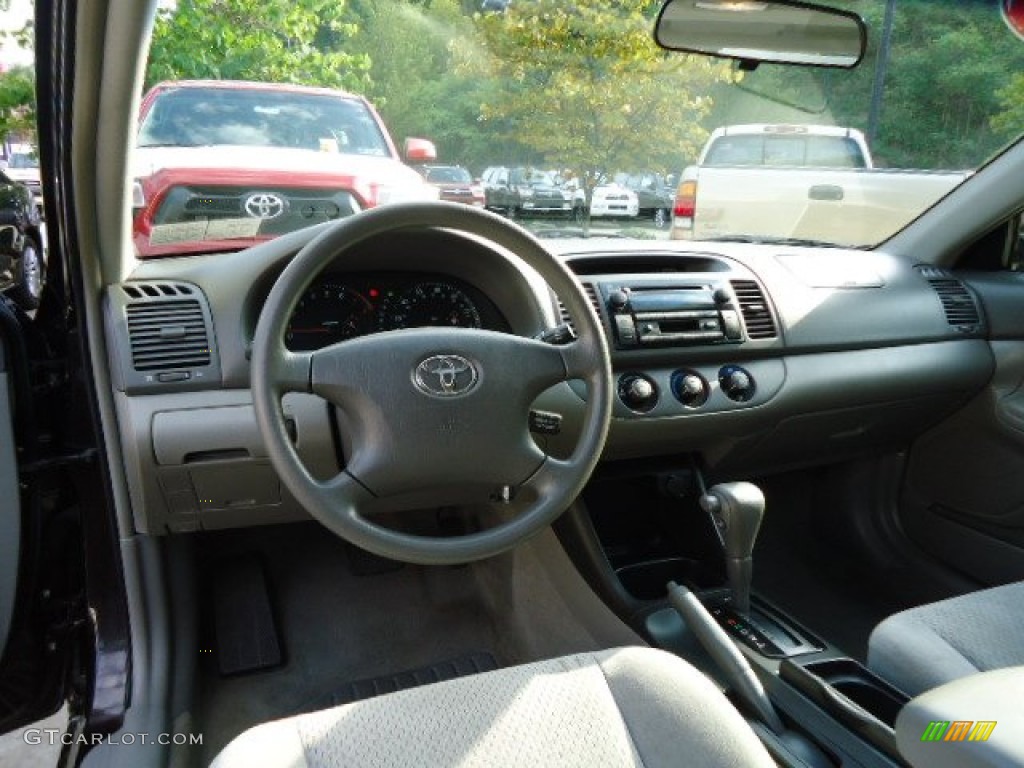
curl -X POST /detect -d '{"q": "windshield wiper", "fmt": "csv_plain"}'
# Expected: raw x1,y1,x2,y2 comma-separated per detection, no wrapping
703,235,860,249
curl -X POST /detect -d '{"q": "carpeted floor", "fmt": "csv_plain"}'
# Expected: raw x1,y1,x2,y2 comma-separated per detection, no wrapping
195,524,506,762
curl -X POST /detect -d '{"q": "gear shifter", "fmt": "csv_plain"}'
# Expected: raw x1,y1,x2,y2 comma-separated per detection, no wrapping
700,481,765,615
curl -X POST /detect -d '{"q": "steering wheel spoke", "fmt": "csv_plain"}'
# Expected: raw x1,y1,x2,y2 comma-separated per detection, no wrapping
557,339,597,381
274,350,313,394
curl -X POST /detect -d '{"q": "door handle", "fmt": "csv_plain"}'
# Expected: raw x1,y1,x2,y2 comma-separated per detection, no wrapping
809,185,844,201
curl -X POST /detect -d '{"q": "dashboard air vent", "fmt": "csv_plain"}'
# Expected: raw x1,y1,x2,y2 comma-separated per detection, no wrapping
126,300,211,371
730,279,777,339
916,267,981,328
557,281,602,330
121,282,195,300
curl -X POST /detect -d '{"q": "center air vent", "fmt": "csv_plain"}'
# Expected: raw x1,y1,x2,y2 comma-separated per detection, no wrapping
916,268,981,328
730,280,777,339
557,281,602,331
127,300,211,371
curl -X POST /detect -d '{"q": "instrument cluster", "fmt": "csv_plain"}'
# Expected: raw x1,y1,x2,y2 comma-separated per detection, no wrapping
285,272,502,350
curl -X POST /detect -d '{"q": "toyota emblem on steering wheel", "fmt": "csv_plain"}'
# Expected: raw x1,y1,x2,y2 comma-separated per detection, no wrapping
414,355,479,397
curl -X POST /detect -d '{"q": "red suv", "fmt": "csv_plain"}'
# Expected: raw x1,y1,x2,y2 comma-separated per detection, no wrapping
132,80,438,257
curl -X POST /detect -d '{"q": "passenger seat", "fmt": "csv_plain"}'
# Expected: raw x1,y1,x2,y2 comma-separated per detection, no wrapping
867,581,1024,696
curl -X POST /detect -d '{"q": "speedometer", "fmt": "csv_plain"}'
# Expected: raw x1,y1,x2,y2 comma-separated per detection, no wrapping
377,282,482,331
286,283,373,350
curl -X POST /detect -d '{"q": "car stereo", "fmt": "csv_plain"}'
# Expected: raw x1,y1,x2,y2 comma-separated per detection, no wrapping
600,282,743,348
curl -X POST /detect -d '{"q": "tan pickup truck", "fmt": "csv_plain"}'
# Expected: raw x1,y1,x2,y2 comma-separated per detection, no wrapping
671,124,970,247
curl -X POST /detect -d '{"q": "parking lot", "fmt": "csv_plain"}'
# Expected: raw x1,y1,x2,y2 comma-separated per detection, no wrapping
519,215,671,241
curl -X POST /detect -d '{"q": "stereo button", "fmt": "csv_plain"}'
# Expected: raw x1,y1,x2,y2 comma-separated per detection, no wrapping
721,310,742,340
614,315,638,345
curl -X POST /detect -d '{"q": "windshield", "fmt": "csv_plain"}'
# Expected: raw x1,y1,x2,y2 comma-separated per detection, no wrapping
702,133,869,169
138,87,391,155
424,166,473,183
124,0,1023,257
8,152,38,169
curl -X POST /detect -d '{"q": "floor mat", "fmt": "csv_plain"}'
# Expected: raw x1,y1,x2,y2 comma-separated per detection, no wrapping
302,651,498,712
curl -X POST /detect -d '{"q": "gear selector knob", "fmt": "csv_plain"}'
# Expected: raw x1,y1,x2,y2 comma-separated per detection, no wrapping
700,482,765,615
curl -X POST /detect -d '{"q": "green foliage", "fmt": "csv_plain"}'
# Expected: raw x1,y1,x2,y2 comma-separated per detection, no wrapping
145,0,371,91
473,0,733,189
0,66,35,145
340,0,504,166
992,73,1024,142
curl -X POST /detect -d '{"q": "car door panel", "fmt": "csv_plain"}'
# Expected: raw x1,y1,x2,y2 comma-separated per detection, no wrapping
902,272,1024,585
0,335,20,659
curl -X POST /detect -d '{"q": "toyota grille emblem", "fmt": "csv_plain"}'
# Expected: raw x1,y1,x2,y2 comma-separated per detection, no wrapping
244,192,287,220
413,355,478,397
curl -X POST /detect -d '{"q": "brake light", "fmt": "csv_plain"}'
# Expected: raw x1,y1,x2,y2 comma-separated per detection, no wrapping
674,180,697,219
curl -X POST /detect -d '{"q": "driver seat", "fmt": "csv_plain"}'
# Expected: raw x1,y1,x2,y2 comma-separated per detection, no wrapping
211,647,776,767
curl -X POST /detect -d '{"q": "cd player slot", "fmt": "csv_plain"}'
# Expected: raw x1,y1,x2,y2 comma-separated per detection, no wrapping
635,311,724,344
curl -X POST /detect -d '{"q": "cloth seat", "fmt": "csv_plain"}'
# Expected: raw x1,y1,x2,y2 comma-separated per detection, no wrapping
867,580,1024,697
211,647,775,768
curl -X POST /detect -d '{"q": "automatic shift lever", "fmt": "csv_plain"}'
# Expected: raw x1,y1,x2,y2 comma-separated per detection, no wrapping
700,482,765,615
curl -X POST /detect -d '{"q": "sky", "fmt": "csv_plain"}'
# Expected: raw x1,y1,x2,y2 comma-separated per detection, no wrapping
0,0,34,70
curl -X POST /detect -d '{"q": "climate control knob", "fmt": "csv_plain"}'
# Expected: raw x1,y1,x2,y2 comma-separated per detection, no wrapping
671,370,709,408
618,373,658,412
719,365,756,402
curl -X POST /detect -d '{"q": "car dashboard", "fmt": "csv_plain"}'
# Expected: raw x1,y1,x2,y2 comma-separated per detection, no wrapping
104,222,994,534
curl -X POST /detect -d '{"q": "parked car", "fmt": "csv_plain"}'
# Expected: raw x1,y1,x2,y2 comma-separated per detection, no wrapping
480,166,574,218
588,182,639,219
132,80,439,257
0,169,45,309
1,148,43,213
415,164,486,207
619,172,674,228
670,124,969,245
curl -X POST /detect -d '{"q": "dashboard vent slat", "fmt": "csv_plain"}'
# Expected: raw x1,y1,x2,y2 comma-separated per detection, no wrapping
730,279,777,339
126,299,211,371
557,281,601,331
929,279,981,326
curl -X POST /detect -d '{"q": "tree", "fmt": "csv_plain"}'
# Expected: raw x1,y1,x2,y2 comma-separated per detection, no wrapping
337,0,521,170
0,66,35,146
992,74,1024,143
145,0,370,92
473,0,733,203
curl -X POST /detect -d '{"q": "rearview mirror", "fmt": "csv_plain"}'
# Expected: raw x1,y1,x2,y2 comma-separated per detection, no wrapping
654,0,866,69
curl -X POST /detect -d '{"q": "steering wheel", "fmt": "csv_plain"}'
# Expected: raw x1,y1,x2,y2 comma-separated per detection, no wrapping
251,202,612,565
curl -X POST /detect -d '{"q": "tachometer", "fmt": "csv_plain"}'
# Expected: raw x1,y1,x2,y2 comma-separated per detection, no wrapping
377,282,482,331
286,283,373,350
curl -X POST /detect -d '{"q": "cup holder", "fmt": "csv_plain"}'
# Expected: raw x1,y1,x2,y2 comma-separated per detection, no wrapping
615,557,720,600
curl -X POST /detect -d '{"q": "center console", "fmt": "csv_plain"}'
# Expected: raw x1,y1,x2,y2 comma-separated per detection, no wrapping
557,468,913,767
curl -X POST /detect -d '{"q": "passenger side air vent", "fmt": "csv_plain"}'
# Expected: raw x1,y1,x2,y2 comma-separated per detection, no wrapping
916,267,982,329
110,282,221,393
730,279,777,339
127,301,211,371
557,281,602,330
